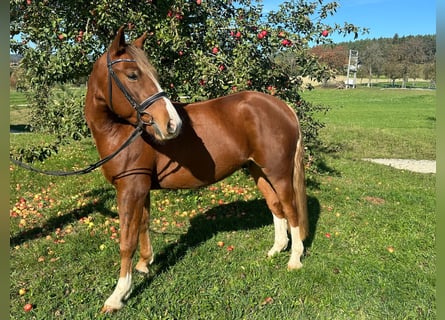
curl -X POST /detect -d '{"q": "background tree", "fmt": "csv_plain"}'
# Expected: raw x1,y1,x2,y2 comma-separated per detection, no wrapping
383,47,404,87
334,34,436,87
10,0,368,164
423,59,436,87
358,42,384,87
309,44,348,86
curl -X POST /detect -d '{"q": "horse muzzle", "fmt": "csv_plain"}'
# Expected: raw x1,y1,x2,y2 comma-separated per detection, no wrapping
147,100,182,141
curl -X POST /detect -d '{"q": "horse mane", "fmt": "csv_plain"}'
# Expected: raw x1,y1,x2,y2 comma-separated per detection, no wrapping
126,44,160,82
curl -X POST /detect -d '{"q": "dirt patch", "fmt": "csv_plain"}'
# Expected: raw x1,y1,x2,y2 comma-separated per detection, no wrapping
362,158,436,174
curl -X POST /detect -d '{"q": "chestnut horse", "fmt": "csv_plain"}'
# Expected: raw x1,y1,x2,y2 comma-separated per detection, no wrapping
85,26,308,313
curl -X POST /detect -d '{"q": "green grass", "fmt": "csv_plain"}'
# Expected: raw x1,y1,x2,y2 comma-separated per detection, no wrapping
10,87,435,319
301,87,436,159
10,90,31,127
10,90,28,107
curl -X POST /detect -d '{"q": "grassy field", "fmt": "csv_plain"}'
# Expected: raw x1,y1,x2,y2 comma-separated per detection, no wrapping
10,87,435,319
10,90,30,129
302,87,436,160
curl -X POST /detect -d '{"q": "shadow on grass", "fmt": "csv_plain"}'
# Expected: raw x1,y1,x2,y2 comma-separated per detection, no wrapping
131,195,320,300
10,124,32,133
10,189,320,253
10,187,117,247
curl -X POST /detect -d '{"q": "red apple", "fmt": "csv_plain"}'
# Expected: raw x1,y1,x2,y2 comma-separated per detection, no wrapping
196,0,202,5
219,65,225,71
58,34,65,41
261,30,267,37
76,31,83,42
321,29,329,37
26,0,31,5
212,47,219,54
281,39,291,46
257,33,264,40
23,303,33,312
235,31,241,38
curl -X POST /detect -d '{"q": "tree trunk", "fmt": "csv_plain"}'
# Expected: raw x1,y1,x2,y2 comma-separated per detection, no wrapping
367,65,372,87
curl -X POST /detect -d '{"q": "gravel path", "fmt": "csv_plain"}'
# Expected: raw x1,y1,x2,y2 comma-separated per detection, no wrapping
362,158,436,174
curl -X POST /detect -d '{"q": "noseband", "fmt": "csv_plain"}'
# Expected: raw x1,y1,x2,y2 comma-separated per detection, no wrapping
107,52,167,127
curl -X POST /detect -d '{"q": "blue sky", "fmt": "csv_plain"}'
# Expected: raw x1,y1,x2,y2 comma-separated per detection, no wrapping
262,0,436,42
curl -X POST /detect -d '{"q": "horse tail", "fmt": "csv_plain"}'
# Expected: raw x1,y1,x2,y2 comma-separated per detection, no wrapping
293,128,309,240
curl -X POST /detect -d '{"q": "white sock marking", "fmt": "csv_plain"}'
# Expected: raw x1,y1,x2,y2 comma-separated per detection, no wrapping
288,226,304,270
103,272,132,310
268,214,289,257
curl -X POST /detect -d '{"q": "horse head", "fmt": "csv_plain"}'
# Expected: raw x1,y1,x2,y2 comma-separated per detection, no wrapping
95,26,182,141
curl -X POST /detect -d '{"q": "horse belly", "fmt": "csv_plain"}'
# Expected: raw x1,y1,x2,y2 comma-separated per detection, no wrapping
156,166,212,189
154,147,247,190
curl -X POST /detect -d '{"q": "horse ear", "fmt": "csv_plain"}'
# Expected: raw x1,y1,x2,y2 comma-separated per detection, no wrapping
132,32,147,49
109,26,127,55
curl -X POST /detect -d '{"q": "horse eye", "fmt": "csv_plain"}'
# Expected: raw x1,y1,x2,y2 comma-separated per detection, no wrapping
127,73,138,81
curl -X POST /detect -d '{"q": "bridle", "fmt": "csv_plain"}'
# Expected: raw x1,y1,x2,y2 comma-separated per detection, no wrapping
9,51,169,176
106,51,168,128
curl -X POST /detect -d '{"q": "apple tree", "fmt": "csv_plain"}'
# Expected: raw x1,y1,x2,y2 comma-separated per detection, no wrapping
10,0,367,165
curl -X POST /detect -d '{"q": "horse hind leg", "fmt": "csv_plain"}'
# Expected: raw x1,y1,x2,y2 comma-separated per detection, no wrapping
135,197,154,274
250,163,305,270
274,179,305,270
249,165,289,257
268,179,304,270
269,211,289,257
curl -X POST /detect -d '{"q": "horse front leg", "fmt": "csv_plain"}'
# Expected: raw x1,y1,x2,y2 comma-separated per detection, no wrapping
135,197,154,274
102,185,149,313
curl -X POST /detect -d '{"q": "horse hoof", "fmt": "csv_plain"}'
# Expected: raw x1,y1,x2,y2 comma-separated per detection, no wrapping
135,263,149,275
287,261,303,270
136,268,149,277
267,243,288,257
101,305,118,314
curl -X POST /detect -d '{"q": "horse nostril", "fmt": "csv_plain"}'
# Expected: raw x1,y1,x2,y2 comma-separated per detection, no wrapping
167,119,177,134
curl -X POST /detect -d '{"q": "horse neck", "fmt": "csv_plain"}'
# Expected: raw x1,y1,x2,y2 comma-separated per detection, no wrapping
84,87,129,147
